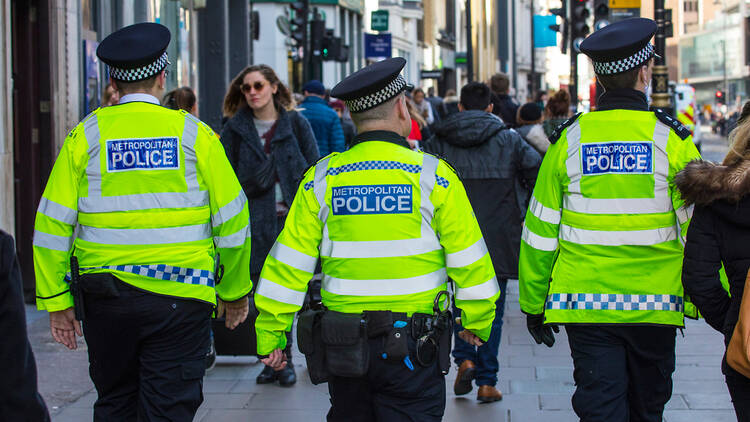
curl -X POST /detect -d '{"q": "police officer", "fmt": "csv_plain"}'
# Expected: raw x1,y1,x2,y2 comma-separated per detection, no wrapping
255,57,499,420
33,23,252,420
518,18,700,422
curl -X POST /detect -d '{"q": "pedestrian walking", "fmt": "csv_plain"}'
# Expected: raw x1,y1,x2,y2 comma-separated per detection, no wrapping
515,102,550,155
32,23,252,421
254,57,499,421
329,99,357,148
1,230,50,421
426,86,444,123
220,64,319,387
489,73,519,127
677,113,750,420
412,87,436,125
300,80,345,156
423,82,541,403
542,90,571,138
101,83,119,106
407,98,428,150
518,18,700,422
440,89,460,119
163,86,197,115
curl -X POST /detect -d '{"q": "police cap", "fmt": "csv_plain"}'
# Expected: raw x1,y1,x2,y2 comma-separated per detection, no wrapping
579,18,658,75
330,57,413,113
97,23,171,82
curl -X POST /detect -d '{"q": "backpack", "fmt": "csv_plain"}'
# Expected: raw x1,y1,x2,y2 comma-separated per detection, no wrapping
727,268,750,377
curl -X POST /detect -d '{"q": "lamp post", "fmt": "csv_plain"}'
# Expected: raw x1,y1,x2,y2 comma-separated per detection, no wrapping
466,0,474,82
651,0,671,113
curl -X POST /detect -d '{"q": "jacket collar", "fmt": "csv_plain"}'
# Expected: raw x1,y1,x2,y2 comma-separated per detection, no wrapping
302,96,327,105
596,89,649,111
350,130,410,149
119,93,160,105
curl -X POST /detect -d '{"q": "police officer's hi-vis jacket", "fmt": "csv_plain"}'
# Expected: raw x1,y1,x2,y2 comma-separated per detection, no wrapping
33,95,252,311
519,109,700,326
254,132,500,355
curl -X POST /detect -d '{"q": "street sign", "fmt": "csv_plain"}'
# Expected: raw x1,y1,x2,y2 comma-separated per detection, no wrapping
533,15,557,48
609,0,640,8
364,33,392,59
420,69,442,79
610,7,640,22
455,52,467,66
371,10,389,32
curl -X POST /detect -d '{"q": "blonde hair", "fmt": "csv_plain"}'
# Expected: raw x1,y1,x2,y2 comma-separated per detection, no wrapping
724,120,750,166
406,99,426,129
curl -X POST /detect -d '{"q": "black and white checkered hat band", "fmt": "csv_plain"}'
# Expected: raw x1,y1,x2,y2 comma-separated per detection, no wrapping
592,44,654,75
109,52,169,82
345,75,407,113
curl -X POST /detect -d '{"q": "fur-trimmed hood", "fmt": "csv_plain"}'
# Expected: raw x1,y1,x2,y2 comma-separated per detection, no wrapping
675,159,750,206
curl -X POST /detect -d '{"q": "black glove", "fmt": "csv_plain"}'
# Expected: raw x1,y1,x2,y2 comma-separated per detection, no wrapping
526,313,559,348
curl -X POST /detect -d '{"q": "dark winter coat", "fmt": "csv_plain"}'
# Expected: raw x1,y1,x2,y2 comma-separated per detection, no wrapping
0,230,50,421
423,110,542,279
220,107,319,274
677,159,750,377
300,96,346,156
491,93,519,127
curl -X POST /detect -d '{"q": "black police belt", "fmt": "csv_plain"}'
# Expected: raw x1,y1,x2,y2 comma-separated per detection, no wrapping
297,291,453,385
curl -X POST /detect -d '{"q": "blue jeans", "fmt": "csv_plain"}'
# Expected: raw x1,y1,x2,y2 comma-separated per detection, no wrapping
452,279,507,387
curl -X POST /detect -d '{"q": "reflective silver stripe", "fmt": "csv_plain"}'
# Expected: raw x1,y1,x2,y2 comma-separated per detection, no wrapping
445,238,488,268
528,196,561,225
37,198,78,225
212,191,247,228
79,191,209,213
214,224,250,248
560,224,678,246
33,230,73,251
84,115,102,197
78,224,212,245
314,157,331,222
322,268,447,296
182,116,200,192
257,278,307,306
676,204,694,226
321,236,442,258
522,225,559,251
565,121,582,194
269,241,318,273
456,277,500,300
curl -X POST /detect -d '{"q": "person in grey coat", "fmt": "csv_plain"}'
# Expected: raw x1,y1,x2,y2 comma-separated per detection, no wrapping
220,64,319,386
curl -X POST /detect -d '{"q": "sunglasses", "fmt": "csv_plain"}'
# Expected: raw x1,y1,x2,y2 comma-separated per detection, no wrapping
241,82,265,93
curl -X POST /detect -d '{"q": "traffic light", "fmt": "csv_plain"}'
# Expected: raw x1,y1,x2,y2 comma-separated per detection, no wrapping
321,29,350,62
289,1,308,46
570,0,590,52
716,90,726,104
593,0,609,31
310,18,325,57
549,2,568,54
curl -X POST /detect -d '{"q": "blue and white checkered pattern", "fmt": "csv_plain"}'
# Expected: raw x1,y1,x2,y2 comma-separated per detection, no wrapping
81,264,214,287
302,160,451,190
545,293,683,312
109,52,169,82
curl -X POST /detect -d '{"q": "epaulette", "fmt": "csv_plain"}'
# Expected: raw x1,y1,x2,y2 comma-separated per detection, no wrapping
301,152,340,179
423,151,462,181
549,112,582,144
653,108,691,140
182,110,217,138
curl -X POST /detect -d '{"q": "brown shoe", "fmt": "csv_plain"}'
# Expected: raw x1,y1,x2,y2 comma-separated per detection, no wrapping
477,385,503,403
453,360,476,396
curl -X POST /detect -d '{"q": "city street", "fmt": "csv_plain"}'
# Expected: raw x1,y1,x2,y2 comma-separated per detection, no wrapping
37,281,736,421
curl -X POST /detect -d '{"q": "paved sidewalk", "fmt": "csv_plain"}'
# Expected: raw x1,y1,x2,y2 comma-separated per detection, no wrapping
39,282,736,421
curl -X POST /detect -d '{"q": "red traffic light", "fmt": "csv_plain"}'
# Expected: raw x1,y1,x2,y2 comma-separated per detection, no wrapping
716,90,723,97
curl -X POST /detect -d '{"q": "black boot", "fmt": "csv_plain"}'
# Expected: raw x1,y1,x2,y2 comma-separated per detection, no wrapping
256,365,278,384
278,349,296,387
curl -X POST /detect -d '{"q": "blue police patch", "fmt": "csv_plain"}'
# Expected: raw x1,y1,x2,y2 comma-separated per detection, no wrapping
106,137,180,172
331,184,412,215
581,142,653,176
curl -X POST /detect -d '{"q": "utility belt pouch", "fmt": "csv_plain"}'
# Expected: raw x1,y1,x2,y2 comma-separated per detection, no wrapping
436,311,453,374
363,310,393,338
383,321,409,363
79,272,120,298
297,308,328,384
321,311,369,378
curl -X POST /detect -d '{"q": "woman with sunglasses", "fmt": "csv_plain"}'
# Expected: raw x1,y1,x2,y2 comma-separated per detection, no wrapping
220,65,320,387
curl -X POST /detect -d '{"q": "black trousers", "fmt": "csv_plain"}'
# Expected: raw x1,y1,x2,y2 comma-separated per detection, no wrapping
327,336,445,422
566,325,676,422
726,370,750,421
82,282,212,421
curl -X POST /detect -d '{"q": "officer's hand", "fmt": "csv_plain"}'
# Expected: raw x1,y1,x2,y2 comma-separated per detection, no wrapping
526,313,558,348
458,329,485,347
217,296,249,330
49,307,82,350
260,348,287,371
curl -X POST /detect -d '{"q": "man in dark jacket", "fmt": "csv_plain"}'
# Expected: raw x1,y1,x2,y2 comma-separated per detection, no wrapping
1,230,50,421
300,80,346,155
423,82,542,403
490,73,519,127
